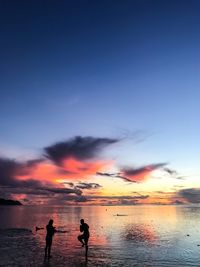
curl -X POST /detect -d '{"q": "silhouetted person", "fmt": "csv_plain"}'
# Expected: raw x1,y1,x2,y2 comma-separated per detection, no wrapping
78,219,90,247
45,219,56,259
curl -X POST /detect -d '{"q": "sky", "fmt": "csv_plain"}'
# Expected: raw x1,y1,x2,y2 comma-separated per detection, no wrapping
1,0,200,205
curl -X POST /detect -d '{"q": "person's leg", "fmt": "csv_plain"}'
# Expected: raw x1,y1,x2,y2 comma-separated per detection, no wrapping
85,245,88,258
45,238,52,258
78,234,85,246
84,237,89,258
84,237,88,247
45,245,48,258
48,244,51,258
45,239,49,258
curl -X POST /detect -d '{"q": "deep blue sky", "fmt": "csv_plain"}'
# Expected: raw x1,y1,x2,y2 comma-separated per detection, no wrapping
0,0,200,173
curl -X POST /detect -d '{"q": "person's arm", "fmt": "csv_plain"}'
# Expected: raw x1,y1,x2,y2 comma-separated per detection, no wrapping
80,225,83,232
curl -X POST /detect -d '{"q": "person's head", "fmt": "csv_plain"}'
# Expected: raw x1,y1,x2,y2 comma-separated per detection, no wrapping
80,219,84,225
48,219,53,225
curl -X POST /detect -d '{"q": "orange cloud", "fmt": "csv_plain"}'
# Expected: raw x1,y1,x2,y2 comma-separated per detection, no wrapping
16,157,112,184
61,157,112,177
16,162,60,183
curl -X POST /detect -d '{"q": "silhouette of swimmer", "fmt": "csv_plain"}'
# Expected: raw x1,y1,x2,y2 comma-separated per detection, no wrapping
78,219,90,248
45,219,56,259
36,226,44,231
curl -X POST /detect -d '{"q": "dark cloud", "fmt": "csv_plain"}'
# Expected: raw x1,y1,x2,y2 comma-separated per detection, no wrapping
3,187,82,198
0,184,82,202
122,163,167,177
74,194,150,205
0,157,44,187
96,172,115,177
178,188,200,203
163,167,185,180
155,191,165,194
115,175,136,183
176,176,186,180
76,182,102,190
41,187,82,196
85,194,149,200
96,172,135,183
115,129,152,144
0,157,21,186
164,167,177,176
40,194,149,205
28,194,85,205
61,182,102,193
0,187,51,196
131,192,150,198
19,179,45,188
131,194,149,200
172,200,184,205
44,136,119,165
120,199,138,205
62,182,74,187
75,196,89,202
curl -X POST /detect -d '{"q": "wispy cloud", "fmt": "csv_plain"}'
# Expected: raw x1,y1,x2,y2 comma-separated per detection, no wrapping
96,172,136,183
163,167,185,180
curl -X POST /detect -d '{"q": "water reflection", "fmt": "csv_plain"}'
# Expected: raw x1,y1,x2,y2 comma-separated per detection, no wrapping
1,205,200,266
123,223,156,244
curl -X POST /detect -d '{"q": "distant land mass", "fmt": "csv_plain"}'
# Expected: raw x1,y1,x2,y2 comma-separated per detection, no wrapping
0,198,22,205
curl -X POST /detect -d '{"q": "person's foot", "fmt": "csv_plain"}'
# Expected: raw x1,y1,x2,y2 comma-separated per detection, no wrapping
82,243,85,247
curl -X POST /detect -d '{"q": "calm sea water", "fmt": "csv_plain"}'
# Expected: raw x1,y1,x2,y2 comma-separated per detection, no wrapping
0,205,200,267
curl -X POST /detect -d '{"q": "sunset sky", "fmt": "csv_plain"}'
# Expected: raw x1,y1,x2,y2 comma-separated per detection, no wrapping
1,0,200,205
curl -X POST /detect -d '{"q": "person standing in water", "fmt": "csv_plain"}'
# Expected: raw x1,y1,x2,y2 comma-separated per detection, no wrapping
77,219,90,248
45,219,56,259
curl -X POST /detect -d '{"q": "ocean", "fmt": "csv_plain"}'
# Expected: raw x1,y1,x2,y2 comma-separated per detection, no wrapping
0,205,200,267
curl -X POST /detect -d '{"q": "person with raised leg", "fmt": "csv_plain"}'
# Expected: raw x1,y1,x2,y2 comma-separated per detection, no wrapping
77,218,90,258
